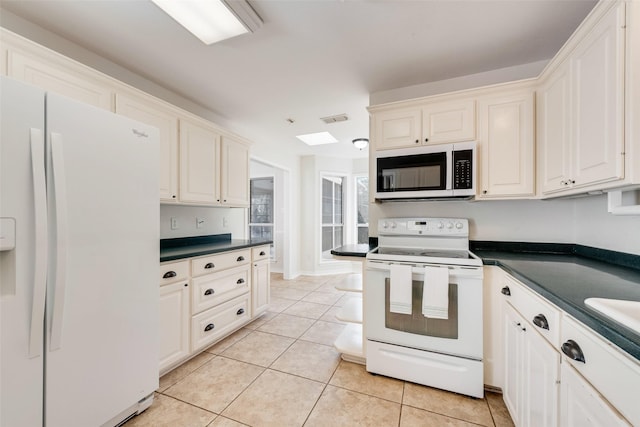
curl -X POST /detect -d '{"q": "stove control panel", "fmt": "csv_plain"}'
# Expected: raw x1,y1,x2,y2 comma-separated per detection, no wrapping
379,218,468,236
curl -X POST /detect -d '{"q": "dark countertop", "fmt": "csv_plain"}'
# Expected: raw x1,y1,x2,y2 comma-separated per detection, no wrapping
160,233,272,262
330,244,372,258
474,245,640,361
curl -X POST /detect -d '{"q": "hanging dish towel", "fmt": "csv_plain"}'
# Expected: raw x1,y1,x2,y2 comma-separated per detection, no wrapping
389,264,413,314
422,266,450,319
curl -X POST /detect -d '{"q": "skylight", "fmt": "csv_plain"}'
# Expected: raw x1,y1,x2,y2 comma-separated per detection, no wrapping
296,132,339,146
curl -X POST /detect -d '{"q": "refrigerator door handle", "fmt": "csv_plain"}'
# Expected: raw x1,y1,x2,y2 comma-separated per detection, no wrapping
50,133,68,351
29,129,48,359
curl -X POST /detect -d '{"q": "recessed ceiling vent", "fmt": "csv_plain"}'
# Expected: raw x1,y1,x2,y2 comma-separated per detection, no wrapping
320,114,348,124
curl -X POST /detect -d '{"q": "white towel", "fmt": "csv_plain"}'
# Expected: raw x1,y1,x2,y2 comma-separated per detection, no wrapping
389,264,413,314
422,266,450,319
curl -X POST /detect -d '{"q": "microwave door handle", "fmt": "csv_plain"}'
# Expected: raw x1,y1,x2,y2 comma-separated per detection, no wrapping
446,150,453,191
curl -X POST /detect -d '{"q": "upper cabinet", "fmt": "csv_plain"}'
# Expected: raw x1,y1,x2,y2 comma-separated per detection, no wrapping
179,118,221,205
115,93,180,202
0,28,253,207
221,136,250,207
2,32,113,110
477,88,535,199
538,2,627,196
373,99,475,150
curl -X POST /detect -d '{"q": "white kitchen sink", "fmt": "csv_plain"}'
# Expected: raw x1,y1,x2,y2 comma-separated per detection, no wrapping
584,298,640,334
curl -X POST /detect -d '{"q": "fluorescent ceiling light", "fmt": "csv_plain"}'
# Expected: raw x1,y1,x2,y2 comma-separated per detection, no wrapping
296,132,339,146
151,0,261,45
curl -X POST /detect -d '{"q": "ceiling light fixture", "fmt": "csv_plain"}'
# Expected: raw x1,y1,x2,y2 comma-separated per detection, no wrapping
296,132,339,146
352,138,369,150
151,0,262,45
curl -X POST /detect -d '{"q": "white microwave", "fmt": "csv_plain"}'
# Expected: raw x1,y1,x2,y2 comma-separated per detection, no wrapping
374,141,476,201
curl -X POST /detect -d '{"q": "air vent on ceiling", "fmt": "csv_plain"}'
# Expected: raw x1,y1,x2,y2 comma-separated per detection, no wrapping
320,114,348,124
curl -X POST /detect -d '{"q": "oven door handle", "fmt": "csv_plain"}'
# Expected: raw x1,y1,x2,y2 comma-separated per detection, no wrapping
365,261,480,278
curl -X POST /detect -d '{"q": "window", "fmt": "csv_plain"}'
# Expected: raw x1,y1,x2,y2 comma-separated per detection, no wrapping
355,176,369,244
249,177,275,259
321,175,344,259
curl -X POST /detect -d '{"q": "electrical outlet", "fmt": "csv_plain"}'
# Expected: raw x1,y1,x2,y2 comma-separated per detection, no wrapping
223,216,228,228
196,217,205,229
170,217,178,230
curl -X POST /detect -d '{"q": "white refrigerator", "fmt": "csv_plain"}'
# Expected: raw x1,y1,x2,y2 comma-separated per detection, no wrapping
1,76,159,427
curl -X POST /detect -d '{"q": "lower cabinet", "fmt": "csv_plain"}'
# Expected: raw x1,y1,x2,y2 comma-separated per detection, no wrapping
159,245,270,374
560,362,630,427
159,281,190,371
191,293,251,352
503,303,560,427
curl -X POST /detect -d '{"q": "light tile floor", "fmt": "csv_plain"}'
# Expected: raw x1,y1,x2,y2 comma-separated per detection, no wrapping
126,273,514,427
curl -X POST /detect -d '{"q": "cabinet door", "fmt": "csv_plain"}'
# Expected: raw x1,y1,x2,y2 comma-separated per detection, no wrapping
179,119,220,204
422,99,475,145
570,3,625,188
524,328,560,427
503,304,525,426
252,258,270,317
221,136,250,207
373,108,422,150
561,363,630,427
116,93,179,202
6,48,112,110
538,64,572,194
159,281,190,372
478,90,534,198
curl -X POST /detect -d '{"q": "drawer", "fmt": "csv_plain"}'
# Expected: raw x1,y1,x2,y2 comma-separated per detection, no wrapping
561,315,640,426
502,275,561,348
191,249,251,277
252,245,270,262
190,293,251,352
191,265,250,315
160,260,189,285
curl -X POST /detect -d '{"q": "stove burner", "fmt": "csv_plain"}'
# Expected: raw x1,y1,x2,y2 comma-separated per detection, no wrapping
374,248,471,259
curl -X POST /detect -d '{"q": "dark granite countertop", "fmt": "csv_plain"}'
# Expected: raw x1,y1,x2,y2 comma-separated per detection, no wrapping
472,242,640,361
160,233,272,263
330,244,372,258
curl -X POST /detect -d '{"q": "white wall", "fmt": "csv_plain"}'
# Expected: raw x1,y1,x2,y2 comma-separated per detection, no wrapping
573,194,640,255
300,155,368,275
160,205,246,240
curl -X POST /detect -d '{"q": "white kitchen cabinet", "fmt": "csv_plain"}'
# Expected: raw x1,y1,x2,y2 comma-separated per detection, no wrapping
372,99,475,150
560,362,630,427
503,303,560,427
159,261,190,374
373,108,422,150
179,119,221,205
4,41,113,111
538,2,626,196
252,258,270,317
477,89,535,199
221,136,250,207
538,63,571,194
422,99,476,145
191,293,251,352
115,93,179,202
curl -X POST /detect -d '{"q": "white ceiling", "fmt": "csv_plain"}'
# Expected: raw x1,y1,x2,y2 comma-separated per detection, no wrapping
1,0,597,159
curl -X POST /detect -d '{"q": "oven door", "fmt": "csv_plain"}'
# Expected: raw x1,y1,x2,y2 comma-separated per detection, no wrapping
364,260,483,360
375,145,452,199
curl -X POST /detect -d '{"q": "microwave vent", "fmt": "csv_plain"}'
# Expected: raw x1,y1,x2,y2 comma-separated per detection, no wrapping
320,114,348,124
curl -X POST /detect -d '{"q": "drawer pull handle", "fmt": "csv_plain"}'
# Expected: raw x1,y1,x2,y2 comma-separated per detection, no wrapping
204,288,214,296
163,271,177,279
237,256,245,262
501,286,511,296
561,340,586,363
533,314,549,330
260,251,266,256
204,323,215,332
204,263,215,269
237,278,245,284
236,308,245,316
